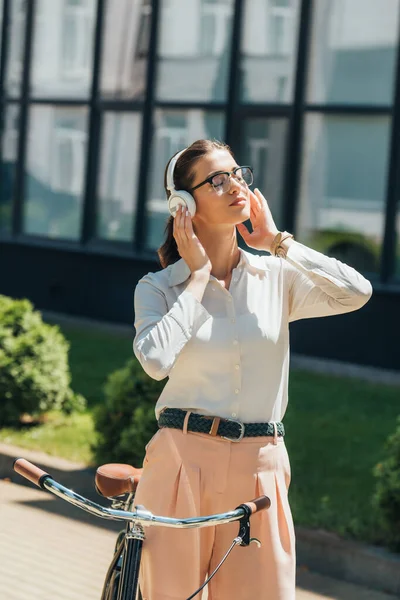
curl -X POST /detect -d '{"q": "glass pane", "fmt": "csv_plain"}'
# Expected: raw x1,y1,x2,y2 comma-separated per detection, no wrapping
0,0,3,64
241,0,301,103
156,0,235,102
235,118,288,230
146,109,225,249
396,207,400,279
307,0,400,105
100,0,151,100
24,105,89,239
97,113,142,241
31,0,97,98
0,105,20,233
5,0,27,97
296,114,390,273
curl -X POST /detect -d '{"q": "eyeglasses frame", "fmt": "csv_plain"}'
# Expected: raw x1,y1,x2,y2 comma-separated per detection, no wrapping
189,165,253,193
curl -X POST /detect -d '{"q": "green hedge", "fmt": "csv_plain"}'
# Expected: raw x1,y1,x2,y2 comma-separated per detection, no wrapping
373,415,400,552
93,358,165,466
0,295,85,426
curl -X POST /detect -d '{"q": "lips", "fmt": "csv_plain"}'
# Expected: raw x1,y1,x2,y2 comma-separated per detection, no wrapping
229,198,247,206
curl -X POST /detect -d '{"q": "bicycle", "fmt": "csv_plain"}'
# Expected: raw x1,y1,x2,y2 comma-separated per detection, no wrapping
13,457,271,600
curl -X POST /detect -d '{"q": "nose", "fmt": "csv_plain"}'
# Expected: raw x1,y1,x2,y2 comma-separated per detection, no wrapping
228,175,242,194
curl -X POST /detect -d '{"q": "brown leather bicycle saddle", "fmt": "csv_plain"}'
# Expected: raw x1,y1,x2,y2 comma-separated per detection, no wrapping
95,463,143,498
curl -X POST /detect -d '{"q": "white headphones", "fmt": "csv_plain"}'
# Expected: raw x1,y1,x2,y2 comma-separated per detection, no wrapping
166,148,197,218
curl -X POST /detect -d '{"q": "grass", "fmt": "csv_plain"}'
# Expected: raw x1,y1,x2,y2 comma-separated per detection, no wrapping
0,411,97,464
284,370,400,545
1,320,399,547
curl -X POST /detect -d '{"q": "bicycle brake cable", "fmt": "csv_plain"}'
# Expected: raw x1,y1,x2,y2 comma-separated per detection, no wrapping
185,503,259,599
185,536,242,600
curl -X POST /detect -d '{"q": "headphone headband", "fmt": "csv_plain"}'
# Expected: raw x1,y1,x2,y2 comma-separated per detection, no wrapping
166,148,188,192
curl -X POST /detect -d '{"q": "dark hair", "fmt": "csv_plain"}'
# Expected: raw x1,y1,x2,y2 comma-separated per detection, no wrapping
157,139,233,268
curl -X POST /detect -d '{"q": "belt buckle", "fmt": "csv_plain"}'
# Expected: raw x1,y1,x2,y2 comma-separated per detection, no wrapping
221,418,245,442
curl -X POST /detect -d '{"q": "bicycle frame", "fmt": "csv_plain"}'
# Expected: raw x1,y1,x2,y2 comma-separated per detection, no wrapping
13,458,270,600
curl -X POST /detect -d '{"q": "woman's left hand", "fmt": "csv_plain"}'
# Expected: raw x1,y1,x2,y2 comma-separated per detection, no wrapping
236,188,279,252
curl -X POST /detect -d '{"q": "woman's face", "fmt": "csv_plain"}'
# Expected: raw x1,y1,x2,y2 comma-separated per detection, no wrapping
190,149,251,227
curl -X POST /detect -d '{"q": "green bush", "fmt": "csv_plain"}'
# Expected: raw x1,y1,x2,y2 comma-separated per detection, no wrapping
0,295,86,426
93,358,165,467
372,415,400,552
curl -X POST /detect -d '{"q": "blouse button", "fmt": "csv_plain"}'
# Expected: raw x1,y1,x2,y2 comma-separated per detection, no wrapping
231,318,235,323
232,412,237,417
234,389,240,394
235,364,240,370
233,340,238,345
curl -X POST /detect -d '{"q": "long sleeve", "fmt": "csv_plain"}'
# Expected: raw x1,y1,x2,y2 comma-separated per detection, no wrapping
133,275,211,380
283,241,373,322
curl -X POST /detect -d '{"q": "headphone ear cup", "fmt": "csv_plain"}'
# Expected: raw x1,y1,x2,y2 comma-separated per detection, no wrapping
168,191,196,218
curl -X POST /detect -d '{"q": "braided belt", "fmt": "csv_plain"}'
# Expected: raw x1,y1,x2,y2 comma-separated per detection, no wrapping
158,408,285,442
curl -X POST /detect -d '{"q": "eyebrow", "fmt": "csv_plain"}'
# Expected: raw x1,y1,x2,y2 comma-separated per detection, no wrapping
205,166,239,179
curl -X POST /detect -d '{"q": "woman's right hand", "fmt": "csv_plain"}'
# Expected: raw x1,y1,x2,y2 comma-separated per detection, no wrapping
173,205,211,276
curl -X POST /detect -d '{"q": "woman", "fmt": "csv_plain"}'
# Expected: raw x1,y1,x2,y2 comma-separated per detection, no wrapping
133,139,372,600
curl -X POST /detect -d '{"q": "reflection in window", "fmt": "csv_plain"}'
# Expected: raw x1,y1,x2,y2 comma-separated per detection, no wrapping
307,0,400,105
297,115,391,273
24,106,88,240
0,105,20,233
146,109,225,250
31,0,96,98
100,0,151,100
97,113,142,241
5,0,26,97
241,0,300,103
237,118,288,231
157,0,234,102
0,0,3,64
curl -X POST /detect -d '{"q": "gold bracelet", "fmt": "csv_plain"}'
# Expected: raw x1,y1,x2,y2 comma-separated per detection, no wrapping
271,231,294,258
270,231,294,256
275,233,294,258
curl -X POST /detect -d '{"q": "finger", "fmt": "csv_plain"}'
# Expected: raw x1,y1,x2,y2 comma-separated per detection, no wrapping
182,208,192,240
185,209,195,237
173,206,184,241
252,189,263,209
250,190,262,212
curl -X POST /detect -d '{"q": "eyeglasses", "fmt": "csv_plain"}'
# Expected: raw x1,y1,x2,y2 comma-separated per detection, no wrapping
189,166,253,195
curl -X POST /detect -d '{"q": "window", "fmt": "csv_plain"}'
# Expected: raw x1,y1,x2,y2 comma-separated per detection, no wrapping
200,0,232,56
269,0,294,56
0,105,20,233
31,0,96,98
307,0,400,105
156,0,235,102
24,106,89,240
62,0,94,77
241,0,300,103
5,0,26,97
296,114,391,273
97,113,143,241
237,118,288,231
50,124,86,196
100,0,150,100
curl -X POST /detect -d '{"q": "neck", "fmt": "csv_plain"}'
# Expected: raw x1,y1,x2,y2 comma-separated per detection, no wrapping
194,225,240,280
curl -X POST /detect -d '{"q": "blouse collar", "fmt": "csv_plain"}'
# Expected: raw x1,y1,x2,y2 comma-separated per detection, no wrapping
168,248,270,287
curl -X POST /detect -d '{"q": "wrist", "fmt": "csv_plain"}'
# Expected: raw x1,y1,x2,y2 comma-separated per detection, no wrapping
269,231,295,258
262,231,280,253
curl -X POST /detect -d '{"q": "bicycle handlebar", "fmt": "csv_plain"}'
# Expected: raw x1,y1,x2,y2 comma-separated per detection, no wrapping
14,458,50,488
13,457,270,527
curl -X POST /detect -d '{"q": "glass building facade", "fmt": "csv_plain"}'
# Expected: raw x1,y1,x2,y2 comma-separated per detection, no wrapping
0,0,399,369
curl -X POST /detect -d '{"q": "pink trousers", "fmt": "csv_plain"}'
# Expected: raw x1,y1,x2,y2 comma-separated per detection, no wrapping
134,427,296,600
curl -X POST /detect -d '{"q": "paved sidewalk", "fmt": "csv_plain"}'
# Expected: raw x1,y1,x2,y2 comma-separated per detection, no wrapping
0,480,396,599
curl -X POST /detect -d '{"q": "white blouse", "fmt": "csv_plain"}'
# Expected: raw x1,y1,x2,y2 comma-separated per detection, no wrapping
133,241,372,423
